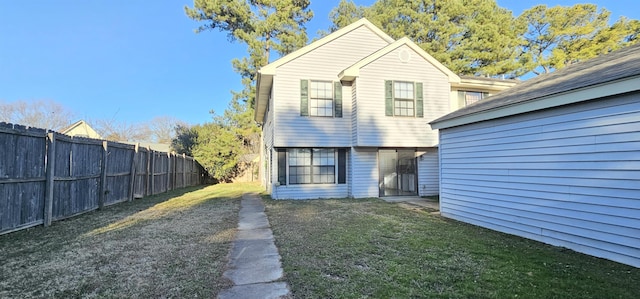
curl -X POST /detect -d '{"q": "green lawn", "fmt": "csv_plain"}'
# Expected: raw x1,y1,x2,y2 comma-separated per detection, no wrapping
0,182,263,298
3,183,638,298
264,197,640,299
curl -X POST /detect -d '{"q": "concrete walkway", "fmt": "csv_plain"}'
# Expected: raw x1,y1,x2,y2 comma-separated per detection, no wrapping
217,194,290,299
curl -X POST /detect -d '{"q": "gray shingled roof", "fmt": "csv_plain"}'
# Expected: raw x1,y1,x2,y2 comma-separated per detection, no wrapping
431,43,640,124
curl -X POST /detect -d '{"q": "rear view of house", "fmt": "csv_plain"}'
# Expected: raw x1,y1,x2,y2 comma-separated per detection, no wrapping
431,44,640,267
254,19,514,200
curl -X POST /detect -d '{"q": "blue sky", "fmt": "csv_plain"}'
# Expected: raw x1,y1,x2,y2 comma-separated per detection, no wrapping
1,1,638,126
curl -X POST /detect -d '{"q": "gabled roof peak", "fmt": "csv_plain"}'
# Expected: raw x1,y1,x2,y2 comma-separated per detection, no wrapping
339,37,460,83
259,18,394,75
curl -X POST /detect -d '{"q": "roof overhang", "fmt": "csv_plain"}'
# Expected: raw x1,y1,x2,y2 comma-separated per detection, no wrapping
254,71,273,123
430,75,640,130
452,76,519,93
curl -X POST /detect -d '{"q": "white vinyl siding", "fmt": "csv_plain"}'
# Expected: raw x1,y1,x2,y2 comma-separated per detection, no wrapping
351,81,358,145
262,93,275,190
417,148,439,196
354,44,450,147
350,148,379,198
273,25,389,148
438,92,640,267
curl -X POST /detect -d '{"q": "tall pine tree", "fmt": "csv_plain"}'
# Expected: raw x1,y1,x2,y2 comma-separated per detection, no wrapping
328,0,525,77
519,4,640,74
184,0,313,181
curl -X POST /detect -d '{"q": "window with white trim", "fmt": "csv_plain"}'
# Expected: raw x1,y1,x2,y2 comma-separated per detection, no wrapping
309,81,334,117
458,90,488,107
393,81,415,116
288,148,335,184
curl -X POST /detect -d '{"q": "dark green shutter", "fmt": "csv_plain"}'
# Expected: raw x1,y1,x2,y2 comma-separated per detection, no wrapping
300,80,308,116
338,149,346,184
385,80,393,116
416,82,423,118
334,81,342,118
277,149,286,185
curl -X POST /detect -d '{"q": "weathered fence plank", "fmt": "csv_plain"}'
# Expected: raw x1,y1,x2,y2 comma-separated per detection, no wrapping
0,125,48,231
44,132,55,227
0,122,205,235
104,142,134,206
128,144,138,201
51,135,102,221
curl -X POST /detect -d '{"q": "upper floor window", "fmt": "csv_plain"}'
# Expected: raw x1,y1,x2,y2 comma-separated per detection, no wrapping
458,90,488,107
393,81,415,116
300,80,343,118
385,80,424,118
310,81,334,117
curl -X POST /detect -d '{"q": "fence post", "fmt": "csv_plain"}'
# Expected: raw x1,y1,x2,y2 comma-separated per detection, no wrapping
166,152,171,191
98,140,108,209
128,143,139,201
44,132,56,227
145,147,151,197
150,150,155,195
192,158,196,186
182,153,187,188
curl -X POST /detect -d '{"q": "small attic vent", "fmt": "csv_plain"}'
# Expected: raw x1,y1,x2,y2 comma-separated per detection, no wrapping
398,48,411,63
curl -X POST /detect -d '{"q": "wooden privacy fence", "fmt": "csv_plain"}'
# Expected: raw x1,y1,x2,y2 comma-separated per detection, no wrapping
0,122,206,235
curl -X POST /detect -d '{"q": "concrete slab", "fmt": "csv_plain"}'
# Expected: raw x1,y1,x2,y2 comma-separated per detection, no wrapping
217,282,290,299
238,212,270,230
224,256,284,285
219,193,290,297
241,200,265,213
228,239,280,266
236,228,274,241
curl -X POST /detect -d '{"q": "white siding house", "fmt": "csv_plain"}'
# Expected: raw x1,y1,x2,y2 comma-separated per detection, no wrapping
430,44,640,267
255,19,515,200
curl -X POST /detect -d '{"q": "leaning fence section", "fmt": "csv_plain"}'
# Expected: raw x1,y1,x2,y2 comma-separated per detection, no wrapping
0,122,206,235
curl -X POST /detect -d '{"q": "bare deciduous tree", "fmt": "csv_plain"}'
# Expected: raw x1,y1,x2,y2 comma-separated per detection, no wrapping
0,99,75,130
95,119,150,142
146,116,188,143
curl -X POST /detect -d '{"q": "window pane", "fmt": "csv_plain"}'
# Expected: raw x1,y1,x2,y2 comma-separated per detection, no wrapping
312,166,335,183
289,166,312,184
394,99,414,116
310,99,333,117
297,149,311,164
394,82,414,99
310,81,333,116
462,91,486,106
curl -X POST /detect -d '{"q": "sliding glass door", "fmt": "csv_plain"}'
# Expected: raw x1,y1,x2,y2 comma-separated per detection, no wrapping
378,149,417,197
